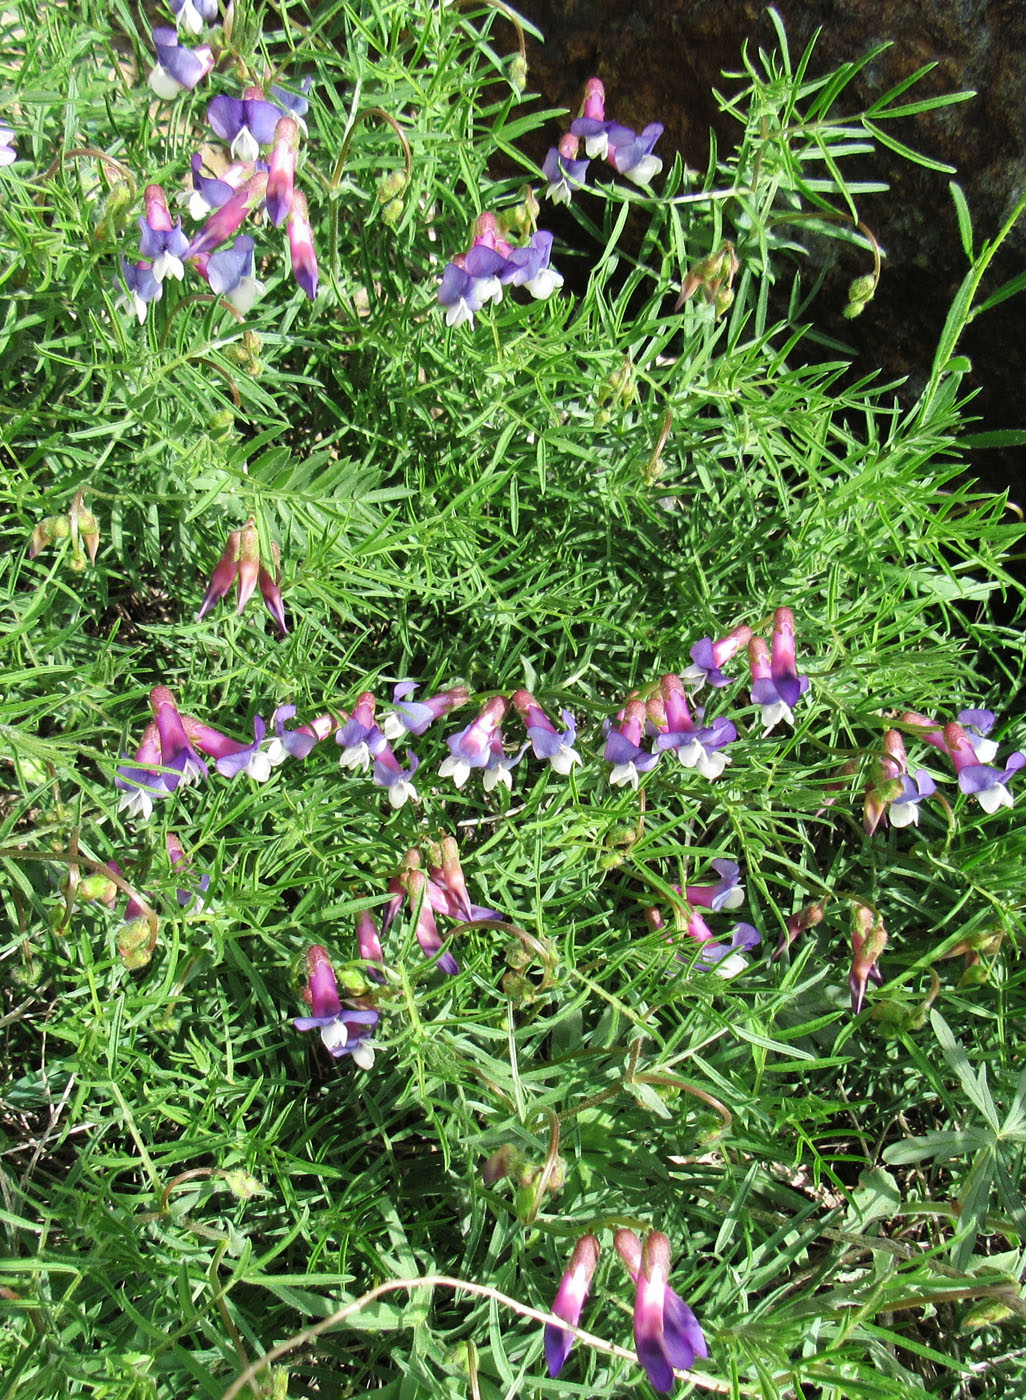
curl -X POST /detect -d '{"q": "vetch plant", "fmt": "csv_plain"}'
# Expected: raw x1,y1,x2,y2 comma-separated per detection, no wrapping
3,2,1026,1397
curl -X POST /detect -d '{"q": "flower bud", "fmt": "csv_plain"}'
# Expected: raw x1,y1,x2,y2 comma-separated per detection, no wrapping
118,916,156,969
377,170,408,203
380,197,404,228
221,1168,266,1200
509,53,528,92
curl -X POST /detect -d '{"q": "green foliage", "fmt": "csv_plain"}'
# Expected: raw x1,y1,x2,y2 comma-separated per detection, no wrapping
1,2,1026,1397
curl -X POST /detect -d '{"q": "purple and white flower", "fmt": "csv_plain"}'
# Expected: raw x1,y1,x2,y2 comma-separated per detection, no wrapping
684,858,744,912
650,674,736,779
439,695,511,789
337,692,386,771
166,0,219,38
502,229,564,299
293,944,378,1066
682,624,752,690
541,131,590,205
614,1230,708,1393
381,682,470,740
512,689,582,775
371,743,420,809
148,28,214,98
604,697,659,789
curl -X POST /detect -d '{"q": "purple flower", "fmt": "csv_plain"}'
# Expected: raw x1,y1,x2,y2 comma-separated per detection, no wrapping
544,1235,601,1378
604,697,659,789
181,713,272,781
167,0,219,37
265,705,336,763
117,258,163,322
542,131,590,205
502,229,564,300
381,682,471,740
681,908,760,976
512,689,582,775
269,76,313,127
337,692,386,771
148,28,214,98
208,88,285,162
944,721,1026,814
437,243,511,329
0,125,16,168
439,695,511,789
887,770,936,828
138,185,190,284
185,173,268,260
116,721,170,819
615,1230,708,1393
371,742,420,809
185,152,238,219
150,686,208,792
650,675,736,779
608,122,664,184
682,624,752,690
293,945,378,1066
684,859,744,912
957,708,1000,762
569,76,611,157
203,234,264,313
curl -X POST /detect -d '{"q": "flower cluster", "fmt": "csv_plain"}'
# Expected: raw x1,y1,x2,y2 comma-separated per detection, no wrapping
381,837,501,976
124,10,317,319
438,210,564,329
542,76,664,204
546,1229,707,1392
115,685,337,820
901,707,1025,814
196,516,287,634
644,857,761,978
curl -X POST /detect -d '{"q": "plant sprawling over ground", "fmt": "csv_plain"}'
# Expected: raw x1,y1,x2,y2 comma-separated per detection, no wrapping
1,2,1025,1397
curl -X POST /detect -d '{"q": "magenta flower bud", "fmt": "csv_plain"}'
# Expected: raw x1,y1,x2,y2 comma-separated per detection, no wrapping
849,905,887,1014
144,184,174,233
356,910,385,981
196,528,241,620
544,1235,601,1378
286,188,318,299
266,115,299,227
403,867,458,975
770,608,807,709
581,76,605,122
236,517,260,612
258,540,287,635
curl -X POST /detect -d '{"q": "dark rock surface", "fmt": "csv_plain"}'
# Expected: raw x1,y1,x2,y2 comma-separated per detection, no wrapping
516,0,1026,497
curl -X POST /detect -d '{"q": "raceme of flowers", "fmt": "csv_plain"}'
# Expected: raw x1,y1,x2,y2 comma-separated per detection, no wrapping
544,1229,707,1393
